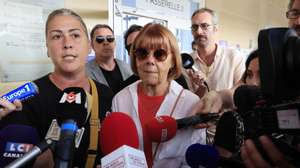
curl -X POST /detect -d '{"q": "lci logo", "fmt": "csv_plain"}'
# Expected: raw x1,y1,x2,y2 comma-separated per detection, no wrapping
3,142,33,158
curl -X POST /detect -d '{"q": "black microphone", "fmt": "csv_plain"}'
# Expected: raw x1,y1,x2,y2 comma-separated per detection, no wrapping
55,87,87,127
176,113,219,129
181,53,198,71
181,53,209,91
54,87,88,168
233,85,265,113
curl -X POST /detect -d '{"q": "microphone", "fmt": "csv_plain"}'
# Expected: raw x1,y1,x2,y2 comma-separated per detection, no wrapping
99,112,139,155
185,143,219,168
145,116,177,142
145,113,219,143
54,120,78,168
56,87,87,127
54,87,87,168
0,124,39,167
185,143,245,168
1,82,38,103
181,53,209,91
181,53,198,71
100,112,147,168
5,139,54,168
233,85,265,113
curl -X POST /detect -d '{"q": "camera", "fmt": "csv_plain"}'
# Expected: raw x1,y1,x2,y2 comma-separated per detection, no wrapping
259,28,300,104
238,28,300,136
236,28,300,167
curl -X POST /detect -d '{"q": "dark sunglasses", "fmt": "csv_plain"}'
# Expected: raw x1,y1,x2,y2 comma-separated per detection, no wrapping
134,48,168,61
95,35,115,44
125,44,132,54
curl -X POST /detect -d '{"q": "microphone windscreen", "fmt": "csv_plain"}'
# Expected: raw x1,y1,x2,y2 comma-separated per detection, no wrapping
57,87,87,127
145,116,177,142
185,143,219,168
0,124,39,167
233,85,264,113
181,53,194,69
100,112,139,155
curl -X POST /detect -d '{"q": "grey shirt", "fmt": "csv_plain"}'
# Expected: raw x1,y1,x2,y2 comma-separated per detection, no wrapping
86,58,133,87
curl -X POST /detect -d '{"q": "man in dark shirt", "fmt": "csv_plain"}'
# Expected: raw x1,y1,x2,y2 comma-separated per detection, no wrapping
86,24,133,94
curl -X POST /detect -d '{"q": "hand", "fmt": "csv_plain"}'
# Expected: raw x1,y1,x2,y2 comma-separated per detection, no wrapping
191,92,222,129
187,69,207,91
241,135,295,168
194,82,208,98
198,90,223,113
33,149,54,168
0,98,22,120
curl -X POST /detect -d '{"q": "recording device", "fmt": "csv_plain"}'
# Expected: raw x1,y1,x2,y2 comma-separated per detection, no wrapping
259,28,300,104
234,85,300,136
185,143,219,168
99,113,146,168
5,87,88,168
0,125,39,167
232,27,300,167
56,87,88,127
101,145,147,168
0,82,38,103
181,53,198,71
5,137,54,168
181,53,210,91
54,87,88,168
54,120,78,168
145,116,177,142
233,28,300,135
145,113,219,142
99,112,139,156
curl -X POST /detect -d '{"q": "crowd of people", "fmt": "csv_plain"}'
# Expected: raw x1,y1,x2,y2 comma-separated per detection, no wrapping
0,0,300,167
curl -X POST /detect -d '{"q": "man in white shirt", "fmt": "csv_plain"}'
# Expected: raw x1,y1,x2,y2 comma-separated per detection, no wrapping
186,8,246,144
186,8,245,94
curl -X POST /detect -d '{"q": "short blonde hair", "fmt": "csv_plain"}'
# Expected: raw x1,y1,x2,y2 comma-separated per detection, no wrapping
130,23,182,80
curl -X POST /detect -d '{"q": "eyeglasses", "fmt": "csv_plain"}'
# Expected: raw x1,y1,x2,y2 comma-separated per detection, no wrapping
286,10,300,19
191,23,214,32
134,48,168,61
95,35,115,44
125,44,132,54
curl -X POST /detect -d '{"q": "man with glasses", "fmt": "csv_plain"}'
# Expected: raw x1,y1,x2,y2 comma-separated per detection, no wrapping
287,0,300,36
187,8,245,145
187,8,245,95
86,24,133,94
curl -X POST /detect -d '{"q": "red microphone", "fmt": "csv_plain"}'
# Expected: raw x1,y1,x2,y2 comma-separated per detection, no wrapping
145,116,177,143
99,112,139,155
145,113,219,143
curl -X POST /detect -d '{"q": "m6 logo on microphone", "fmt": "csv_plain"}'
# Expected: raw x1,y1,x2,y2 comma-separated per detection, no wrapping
59,92,81,104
